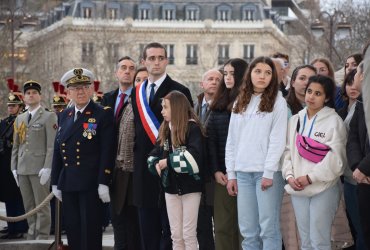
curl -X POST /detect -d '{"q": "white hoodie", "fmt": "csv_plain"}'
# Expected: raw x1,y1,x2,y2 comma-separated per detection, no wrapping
225,92,287,180
282,106,347,197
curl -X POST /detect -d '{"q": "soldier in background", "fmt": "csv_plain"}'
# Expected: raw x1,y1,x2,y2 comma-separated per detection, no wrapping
51,81,68,113
0,80,28,239
11,80,57,240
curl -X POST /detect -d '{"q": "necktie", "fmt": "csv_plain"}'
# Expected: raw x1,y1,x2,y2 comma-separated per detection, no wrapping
149,83,156,104
200,103,208,123
28,113,32,124
74,111,81,122
115,93,126,121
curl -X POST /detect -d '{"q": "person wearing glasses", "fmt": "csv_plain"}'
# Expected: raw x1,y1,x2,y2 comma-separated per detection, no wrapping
51,68,114,250
131,42,193,250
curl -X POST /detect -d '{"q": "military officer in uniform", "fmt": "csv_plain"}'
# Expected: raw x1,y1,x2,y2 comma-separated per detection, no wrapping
0,86,28,239
51,68,114,250
11,80,58,240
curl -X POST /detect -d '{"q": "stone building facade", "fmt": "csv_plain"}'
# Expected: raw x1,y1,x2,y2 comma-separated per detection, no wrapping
27,0,293,96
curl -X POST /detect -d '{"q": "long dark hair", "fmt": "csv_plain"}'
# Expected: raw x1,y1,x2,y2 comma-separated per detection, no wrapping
306,75,335,109
286,65,317,115
344,53,363,77
234,56,279,113
341,69,357,100
210,58,248,112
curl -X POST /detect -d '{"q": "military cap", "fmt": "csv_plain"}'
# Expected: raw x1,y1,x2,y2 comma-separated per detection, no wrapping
23,80,41,93
7,91,24,105
52,81,68,106
6,78,24,105
92,91,103,104
60,68,95,87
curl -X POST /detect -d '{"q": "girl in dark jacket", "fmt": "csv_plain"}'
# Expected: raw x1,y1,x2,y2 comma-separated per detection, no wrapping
148,91,205,250
207,58,248,250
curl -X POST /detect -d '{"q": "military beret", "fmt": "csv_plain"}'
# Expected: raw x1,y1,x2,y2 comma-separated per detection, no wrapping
60,68,95,87
23,80,41,93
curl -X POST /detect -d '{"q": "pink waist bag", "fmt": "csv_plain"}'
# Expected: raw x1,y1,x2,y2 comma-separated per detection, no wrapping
295,134,330,163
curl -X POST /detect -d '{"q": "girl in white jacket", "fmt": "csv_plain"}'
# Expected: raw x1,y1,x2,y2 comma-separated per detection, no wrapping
226,56,287,250
282,75,347,250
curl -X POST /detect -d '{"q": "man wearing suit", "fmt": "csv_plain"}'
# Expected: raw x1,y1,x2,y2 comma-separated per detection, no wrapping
11,80,57,240
51,68,114,250
101,56,141,250
194,68,222,250
131,42,193,250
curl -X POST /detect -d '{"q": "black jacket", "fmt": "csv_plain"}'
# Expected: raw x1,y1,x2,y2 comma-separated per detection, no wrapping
206,110,231,175
346,100,370,176
0,115,21,202
51,101,115,191
149,122,204,196
131,75,193,208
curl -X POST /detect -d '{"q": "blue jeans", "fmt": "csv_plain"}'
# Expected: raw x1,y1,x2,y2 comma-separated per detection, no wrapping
291,182,340,250
343,181,366,250
236,171,284,250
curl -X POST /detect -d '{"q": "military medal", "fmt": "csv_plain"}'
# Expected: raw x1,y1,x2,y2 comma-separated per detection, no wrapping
83,121,97,139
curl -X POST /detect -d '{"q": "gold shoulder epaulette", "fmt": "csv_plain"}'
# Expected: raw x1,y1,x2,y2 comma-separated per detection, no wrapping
103,106,111,110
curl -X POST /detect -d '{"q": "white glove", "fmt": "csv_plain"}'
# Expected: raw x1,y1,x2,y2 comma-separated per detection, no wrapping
12,170,19,187
98,184,110,203
52,185,62,202
38,168,51,185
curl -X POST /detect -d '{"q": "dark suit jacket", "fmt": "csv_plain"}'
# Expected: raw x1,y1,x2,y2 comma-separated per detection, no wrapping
51,101,115,191
101,88,119,110
131,74,193,208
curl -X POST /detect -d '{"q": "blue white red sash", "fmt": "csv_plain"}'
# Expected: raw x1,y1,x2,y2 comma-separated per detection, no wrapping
135,81,160,144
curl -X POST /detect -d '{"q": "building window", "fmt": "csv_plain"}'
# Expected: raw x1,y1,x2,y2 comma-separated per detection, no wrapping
139,44,146,61
243,9,254,20
217,4,231,21
218,45,229,65
186,44,198,65
162,4,176,20
243,44,255,63
164,44,175,64
107,43,119,62
185,4,200,21
83,7,92,18
82,42,94,63
138,4,152,20
242,5,256,21
108,8,118,19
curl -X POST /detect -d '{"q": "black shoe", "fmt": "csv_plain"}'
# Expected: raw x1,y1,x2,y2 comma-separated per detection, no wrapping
0,228,8,234
0,234,9,239
7,233,23,239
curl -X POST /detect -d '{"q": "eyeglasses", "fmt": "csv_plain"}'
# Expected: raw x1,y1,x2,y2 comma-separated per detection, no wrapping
146,56,167,62
68,85,90,91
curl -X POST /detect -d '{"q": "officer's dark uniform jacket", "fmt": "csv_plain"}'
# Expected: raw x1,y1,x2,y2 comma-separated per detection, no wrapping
0,115,20,202
51,101,114,191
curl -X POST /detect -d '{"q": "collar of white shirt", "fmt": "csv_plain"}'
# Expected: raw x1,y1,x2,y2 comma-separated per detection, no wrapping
28,105,41,117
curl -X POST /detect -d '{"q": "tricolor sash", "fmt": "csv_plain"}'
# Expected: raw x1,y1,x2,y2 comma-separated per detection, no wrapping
136,81,160,144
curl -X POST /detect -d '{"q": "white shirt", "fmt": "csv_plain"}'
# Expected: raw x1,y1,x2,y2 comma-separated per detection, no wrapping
28,105,41,118
74,101,90,121
146,73,167,103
